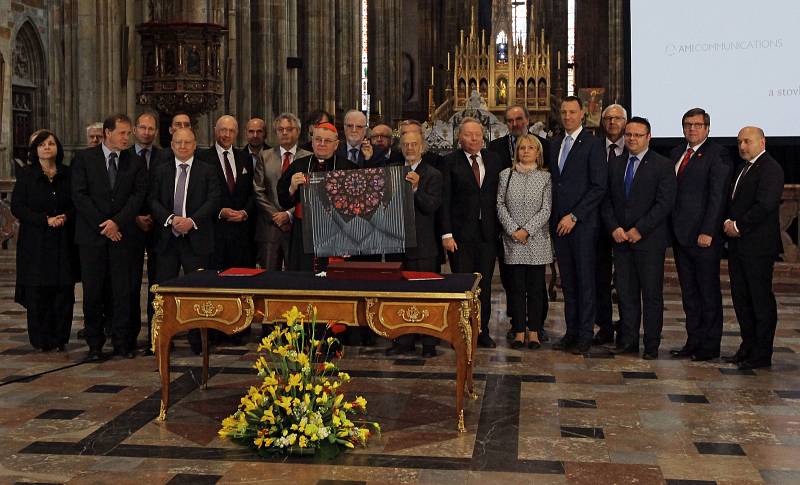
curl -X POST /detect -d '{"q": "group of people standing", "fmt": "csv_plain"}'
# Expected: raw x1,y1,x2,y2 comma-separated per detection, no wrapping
11,97,785,370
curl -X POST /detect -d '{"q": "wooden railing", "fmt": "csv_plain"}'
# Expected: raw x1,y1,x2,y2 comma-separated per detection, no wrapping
780,184,800,262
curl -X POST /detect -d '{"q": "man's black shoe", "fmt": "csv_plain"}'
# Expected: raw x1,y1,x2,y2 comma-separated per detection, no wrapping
571,341,592,355
85,349,104,362
737,359,771,370
421,345,437,358
722,352,747,364
642,351,658,360
141,348,154,357
385,344,414,356
552,336,576,351
610,345,639,355
670,346,694,358
592,329,615,345
506,330,515,341
691,350,719,362
477,333,496,348
77,328,86,339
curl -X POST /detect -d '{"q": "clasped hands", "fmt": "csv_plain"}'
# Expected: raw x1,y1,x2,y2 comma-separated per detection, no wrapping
611,226,642,244
171,216,195,235
47,214,67,228
723,220,741,238
220,207,248,222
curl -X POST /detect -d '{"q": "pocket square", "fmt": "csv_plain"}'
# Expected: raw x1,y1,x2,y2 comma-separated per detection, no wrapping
242,168,249,174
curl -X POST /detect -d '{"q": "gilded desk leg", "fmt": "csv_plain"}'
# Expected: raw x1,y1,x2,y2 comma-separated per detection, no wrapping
467,293,480,400
455,301,472,433
156,335,171,422
201,328,209,390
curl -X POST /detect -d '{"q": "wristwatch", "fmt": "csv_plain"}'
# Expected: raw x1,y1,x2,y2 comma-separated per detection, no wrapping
569,213,577,223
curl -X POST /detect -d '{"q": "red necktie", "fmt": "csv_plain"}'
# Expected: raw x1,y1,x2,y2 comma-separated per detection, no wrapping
282,152,292,173
676,147,694,179
470,154,481,187
223,150,235,193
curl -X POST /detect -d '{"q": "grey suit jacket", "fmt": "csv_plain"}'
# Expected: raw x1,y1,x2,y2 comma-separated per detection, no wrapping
253,146,311,242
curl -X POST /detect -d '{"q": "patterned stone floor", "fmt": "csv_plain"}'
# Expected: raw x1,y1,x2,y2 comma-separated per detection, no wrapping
0,252,798,484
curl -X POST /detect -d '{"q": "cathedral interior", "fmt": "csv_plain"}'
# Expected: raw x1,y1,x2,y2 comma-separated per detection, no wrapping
0,1,799,484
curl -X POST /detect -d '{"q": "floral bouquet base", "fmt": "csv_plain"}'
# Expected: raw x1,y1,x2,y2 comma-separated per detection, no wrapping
219,306,380,459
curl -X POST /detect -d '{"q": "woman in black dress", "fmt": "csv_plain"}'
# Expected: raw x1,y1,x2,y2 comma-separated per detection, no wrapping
11,131,77,351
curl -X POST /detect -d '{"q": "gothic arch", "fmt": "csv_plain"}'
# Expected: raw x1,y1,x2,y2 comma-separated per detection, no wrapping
12,20,47,165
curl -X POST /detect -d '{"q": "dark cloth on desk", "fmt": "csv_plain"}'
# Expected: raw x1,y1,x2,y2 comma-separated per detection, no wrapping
11,163,77,349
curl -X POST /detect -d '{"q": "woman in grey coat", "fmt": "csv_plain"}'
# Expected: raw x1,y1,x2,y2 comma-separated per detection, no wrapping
497,134,553,349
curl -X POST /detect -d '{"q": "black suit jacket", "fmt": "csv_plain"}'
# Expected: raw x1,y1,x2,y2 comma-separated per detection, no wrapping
488,134,551,171
336,143,386,169
726,152,784,257
439,149,502,243
602,149,677,251
549,129,607,229
406,161,443,261
669,140,731,247
71,145,147,246
149,156,221,256
195,146,255,220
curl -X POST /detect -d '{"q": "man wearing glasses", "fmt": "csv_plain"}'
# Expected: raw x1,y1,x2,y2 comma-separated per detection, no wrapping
668,108,731,362
594,104,628,347
370,123,403,166
601,117,676,360
336,109,384,168
253,113,311,271
278,122,358,271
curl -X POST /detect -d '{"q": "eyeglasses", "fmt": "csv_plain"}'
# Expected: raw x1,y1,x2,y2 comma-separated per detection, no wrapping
276,127,298,133
623,132,648,139
313,137,337,145
370,134,391,140
603,116,625,122
682,122,707,129
344,123,366,130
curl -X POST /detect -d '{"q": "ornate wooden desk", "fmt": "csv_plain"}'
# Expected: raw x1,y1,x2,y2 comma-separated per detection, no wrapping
150,271,482,432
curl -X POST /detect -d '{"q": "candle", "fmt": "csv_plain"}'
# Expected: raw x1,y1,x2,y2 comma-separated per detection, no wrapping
447,52,450,71
431,66,434,86
557,51,561,70
378,100,382,117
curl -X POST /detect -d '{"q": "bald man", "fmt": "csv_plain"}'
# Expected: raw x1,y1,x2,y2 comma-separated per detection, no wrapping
723,126,784,370
370,123,403,166
196,115,256,271
243,117,271,169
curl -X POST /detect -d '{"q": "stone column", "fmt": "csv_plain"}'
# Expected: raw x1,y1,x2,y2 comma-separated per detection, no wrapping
369,0,402,124
607,0,626,106
335,0,361,116
299,0,337,119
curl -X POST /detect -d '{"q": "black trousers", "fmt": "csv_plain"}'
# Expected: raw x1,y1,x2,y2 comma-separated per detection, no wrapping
674,243,723,354
156,236,210,350
595,231,614,333
613,244,666,353
79,243,132,352
449,238,496,334
553,223,598,343
395,256,440,348
728,250,777,364
21,285,74,349
130,232,158,350
508,264,545,333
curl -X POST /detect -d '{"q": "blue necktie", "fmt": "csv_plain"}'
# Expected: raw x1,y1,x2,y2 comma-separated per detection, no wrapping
558,135,572,172
624,155,638,199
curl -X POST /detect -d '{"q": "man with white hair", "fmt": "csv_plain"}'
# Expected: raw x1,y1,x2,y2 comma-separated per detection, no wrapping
85,122,104,147
336,109,384,168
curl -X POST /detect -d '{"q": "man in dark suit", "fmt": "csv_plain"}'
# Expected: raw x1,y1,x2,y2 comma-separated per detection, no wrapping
488,104,551,342
440,117,502,348
242,117,271,170
254,112,311,271
336,109,385,168
126,111,163,356
149,128,221,354
72,114,147,360
195,115,255,271
602,117,676,360
385,129,443,357
370,123,403,166
152,112,192,166
669,108,731,361
723,126,784,370
550,96,608,354
594,104,628,346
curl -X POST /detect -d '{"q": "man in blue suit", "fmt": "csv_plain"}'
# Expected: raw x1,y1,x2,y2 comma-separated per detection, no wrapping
669,108,731,361
550,96,608,354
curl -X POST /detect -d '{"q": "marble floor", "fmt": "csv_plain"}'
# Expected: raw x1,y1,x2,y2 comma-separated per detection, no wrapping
0,253,798,484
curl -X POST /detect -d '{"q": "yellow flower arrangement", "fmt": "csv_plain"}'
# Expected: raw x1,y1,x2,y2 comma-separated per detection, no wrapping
218,305,380,458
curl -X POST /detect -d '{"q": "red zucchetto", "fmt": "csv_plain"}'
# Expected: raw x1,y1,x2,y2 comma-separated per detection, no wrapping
315,122,338,134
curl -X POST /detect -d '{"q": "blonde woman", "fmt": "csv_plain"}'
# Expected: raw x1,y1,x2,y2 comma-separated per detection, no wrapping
497,134,553,349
